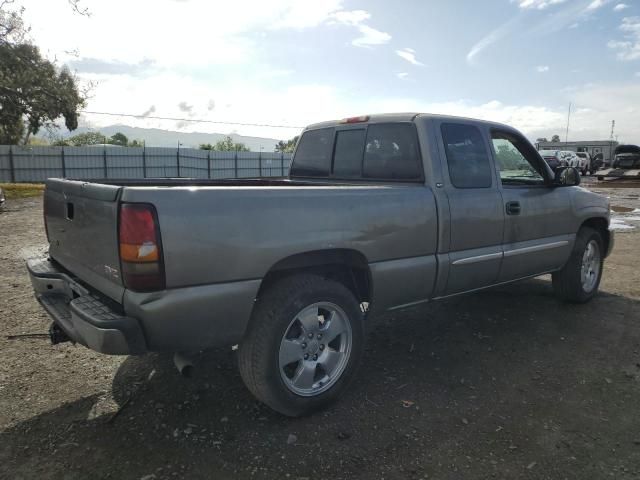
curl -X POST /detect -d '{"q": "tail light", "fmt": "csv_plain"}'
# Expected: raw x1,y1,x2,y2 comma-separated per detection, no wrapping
118,203,165,291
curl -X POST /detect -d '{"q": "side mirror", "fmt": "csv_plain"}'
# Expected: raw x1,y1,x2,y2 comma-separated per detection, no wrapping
554,166,581,186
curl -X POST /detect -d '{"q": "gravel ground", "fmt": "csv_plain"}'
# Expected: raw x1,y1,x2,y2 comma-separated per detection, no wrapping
1,185,640,480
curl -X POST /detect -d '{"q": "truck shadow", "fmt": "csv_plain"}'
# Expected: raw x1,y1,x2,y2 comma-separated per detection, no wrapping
3,278,640,479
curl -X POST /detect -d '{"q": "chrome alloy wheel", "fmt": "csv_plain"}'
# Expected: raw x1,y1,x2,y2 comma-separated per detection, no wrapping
278,302,352,397
581,239,601,293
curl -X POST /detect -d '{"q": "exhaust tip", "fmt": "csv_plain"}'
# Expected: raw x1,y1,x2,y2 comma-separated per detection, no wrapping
173,352,194,377
49,323,70,345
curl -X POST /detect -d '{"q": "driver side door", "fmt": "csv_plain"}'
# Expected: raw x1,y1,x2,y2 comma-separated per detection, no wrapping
491,130,575,282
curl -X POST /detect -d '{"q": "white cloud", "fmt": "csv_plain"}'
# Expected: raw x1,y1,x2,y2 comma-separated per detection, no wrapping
331,9,370,25
536,65,550,72
608,16,640,60
330,9,391,47
470,0,615,64
613,3,629,11
513,0,567,9
568,82,640,142
586,0,607,10
467,14,525,64
396,72,409,79
21,0,390,66
270,0,344,29
76,69,640,144
351,24,392,47
396,48,424,66
23,0,313,67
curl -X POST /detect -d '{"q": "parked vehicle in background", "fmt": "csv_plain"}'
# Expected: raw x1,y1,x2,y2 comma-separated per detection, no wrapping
612,145,640,169
575,152,593,175
0,186,5,210
538,149,568,170
595,145,640,179
565,151,588,175
27,113,613,417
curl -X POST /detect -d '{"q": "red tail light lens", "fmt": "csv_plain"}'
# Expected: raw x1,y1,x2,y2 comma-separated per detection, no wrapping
119,203,165,291
340,115,370,124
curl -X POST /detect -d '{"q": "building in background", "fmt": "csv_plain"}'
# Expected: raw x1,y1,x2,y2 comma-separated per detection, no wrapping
536,140,619,165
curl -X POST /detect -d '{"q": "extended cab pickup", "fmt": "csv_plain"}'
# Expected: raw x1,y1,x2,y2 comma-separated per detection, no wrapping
28,113,613,416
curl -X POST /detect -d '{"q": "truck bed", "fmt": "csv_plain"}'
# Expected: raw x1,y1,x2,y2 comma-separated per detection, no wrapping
44,177,439,314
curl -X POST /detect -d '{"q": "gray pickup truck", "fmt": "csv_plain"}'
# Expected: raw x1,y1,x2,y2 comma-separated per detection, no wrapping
28,113,613,416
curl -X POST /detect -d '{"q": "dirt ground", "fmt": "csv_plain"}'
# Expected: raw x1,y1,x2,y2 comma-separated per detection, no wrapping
1,183,640,480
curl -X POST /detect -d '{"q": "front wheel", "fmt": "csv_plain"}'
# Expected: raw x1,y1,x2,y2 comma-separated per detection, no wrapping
238,274,364,417
552,227,604,303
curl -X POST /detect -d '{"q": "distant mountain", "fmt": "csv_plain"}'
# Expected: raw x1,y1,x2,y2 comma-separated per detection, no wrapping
55,124,282,151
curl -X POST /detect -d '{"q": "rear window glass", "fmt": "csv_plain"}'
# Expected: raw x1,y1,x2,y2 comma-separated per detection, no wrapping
290,128,333,177
333,129,365,177
441,123,492,188
362,124,421,180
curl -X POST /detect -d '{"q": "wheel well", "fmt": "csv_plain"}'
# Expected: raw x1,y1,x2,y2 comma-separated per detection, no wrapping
257,249,372,304
581,217,610,254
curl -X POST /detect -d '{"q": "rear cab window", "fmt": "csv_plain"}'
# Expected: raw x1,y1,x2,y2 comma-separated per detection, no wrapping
290,122,423,182
290,127,333,177
440,123,493,188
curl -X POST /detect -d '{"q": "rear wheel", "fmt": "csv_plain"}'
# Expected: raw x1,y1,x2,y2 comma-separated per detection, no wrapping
552,227,604,303
238,273,364,417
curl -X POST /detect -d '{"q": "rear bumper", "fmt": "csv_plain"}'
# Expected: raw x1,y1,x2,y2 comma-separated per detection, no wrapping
28,257,262,354
27,258,147,355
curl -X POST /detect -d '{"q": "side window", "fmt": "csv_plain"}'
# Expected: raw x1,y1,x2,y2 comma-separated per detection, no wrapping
290,127,333,177
362,124,421,180
491,131,545,185
441,123,492,188
333,129,365,177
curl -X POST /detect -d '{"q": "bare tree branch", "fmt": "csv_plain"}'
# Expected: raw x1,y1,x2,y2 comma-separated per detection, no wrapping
68,0,91,17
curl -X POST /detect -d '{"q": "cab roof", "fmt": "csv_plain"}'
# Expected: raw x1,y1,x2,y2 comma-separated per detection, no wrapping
304,112,518,132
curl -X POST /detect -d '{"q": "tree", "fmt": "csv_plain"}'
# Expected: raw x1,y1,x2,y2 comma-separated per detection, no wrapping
551,134,561,142
0,0,28,44
496,144,525,170
215,135,250,152
109,132,128,146
0,2,86,144
536,137,548,143
129,139,143,147
275,135,299,153
199,143,214,150
66,131,105,146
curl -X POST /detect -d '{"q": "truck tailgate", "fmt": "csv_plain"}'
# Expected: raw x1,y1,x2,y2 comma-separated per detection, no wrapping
44,179,124,302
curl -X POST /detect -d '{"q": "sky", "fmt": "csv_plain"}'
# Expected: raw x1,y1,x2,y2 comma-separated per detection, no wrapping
17,0,640,144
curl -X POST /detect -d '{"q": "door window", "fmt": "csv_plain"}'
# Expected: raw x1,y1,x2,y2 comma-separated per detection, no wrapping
491,131,545,185
441,123,492,188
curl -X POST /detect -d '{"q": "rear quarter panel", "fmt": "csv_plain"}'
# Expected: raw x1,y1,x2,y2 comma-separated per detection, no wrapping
121,185,439,311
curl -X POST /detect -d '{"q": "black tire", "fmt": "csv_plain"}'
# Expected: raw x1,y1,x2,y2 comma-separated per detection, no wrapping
552,227,604,303
238,273,365,417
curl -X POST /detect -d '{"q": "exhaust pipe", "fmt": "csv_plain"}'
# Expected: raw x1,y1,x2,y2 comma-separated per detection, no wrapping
173,352,194,377
49,323,71,345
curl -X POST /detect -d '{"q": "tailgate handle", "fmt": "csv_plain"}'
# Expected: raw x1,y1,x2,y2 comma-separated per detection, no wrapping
66,202,74,220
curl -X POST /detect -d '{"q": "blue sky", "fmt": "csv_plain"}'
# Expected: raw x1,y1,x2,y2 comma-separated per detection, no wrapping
21,0,640,143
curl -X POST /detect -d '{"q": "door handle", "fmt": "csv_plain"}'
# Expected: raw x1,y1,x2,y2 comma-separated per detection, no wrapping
505,201,521,215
